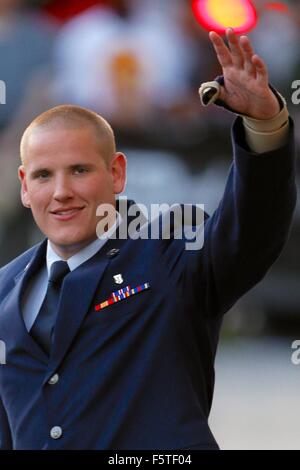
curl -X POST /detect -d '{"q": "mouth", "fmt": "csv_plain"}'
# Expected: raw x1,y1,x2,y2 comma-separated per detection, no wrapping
50,207,85,221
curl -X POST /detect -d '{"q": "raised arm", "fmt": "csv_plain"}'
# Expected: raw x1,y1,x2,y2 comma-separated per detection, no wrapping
186,30,296,318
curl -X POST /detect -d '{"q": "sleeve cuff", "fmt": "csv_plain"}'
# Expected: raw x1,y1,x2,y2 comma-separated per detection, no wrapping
242,105,290,153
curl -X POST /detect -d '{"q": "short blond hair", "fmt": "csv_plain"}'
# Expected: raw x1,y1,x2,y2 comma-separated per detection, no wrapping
20,104,116,166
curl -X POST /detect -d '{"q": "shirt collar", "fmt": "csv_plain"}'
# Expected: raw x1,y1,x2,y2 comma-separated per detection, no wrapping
46,212,121,275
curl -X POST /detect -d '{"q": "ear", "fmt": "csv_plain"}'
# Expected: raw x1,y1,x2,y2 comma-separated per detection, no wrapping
110,152,127,194
18,165,31,208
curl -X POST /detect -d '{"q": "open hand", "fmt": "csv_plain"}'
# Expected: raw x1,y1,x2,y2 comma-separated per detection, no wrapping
209,28,280,120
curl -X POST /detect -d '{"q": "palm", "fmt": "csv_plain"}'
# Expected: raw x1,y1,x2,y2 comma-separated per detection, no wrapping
209,29,280,120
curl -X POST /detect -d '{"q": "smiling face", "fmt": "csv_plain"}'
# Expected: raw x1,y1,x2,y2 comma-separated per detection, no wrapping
18,125,126,259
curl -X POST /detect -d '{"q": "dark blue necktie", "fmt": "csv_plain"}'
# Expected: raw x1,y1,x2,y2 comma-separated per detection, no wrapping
30,261,70,355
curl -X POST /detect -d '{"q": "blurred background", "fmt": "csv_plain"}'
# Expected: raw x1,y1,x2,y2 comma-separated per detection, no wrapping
0,0,299,449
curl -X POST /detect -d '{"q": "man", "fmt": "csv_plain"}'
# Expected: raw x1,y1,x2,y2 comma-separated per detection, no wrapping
0,30,296,449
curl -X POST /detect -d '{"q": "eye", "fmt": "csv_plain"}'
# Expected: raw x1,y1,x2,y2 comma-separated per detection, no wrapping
73,166,88,175
36,170,50,180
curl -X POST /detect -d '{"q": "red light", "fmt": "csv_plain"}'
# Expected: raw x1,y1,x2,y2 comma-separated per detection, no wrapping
264,2,289,13
192,0,257,34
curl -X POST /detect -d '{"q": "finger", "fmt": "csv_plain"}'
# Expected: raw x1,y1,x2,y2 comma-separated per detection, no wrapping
209,31,233,68
226,28,244,69
240,35,256,77
252,54,269,86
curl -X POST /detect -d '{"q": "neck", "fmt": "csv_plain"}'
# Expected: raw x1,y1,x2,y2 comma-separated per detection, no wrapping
49,236,99,260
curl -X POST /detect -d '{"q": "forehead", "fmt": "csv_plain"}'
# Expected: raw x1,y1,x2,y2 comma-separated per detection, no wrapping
23,125,104,167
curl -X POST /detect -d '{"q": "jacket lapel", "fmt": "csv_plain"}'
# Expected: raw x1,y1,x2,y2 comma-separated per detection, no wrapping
0,239,49,363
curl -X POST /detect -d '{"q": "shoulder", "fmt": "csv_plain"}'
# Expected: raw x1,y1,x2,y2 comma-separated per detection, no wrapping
0,242,44,296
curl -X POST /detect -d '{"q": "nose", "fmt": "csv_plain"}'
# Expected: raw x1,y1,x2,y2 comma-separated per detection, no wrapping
52,174,74,201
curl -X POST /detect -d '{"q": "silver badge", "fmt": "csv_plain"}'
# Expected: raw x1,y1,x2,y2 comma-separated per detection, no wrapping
113,274,124,284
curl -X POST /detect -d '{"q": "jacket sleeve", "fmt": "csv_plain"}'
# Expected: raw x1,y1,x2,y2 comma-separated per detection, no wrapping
0,395,12,449
0,266,13,449
186,116,297,317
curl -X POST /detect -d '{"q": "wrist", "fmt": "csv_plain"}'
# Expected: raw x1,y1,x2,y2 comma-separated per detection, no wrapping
242,98,289,132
